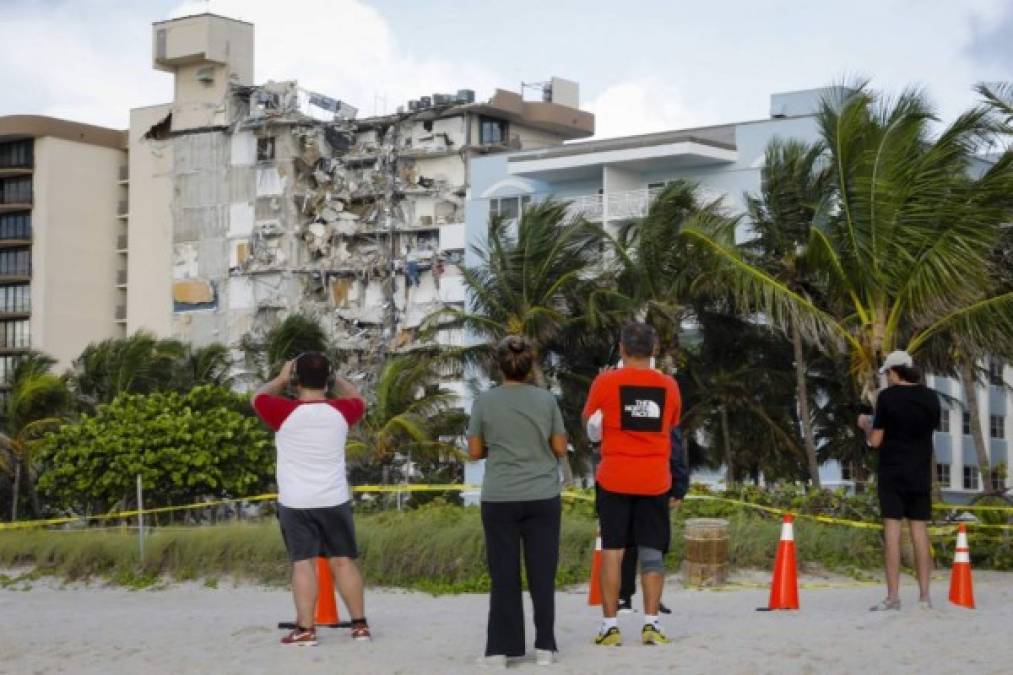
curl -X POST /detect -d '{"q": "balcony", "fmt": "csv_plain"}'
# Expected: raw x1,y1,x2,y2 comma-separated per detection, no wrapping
118,165,129,182
117,234,128,251
117,200,129,218
115,305,127,321
565,187,664,222
116,269,127,286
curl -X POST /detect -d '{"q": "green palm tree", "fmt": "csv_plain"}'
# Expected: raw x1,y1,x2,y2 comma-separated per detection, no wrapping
608,180,734,371
680,84,1013,407
0,353,70,520
172,342,235,391
241,313,330,382
680,310,804,486
345,356,464,477
430,200,606,381
69,331,184,411
742,138,832,487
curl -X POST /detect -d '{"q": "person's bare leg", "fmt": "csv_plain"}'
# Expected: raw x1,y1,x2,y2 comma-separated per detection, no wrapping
328,556,365,619
600,549,624,618
883,518,902,601
291,559,317,628
640,572,663,615
908,520,933,601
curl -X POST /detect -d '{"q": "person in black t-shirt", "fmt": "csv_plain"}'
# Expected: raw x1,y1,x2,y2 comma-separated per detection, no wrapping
857,350,940,611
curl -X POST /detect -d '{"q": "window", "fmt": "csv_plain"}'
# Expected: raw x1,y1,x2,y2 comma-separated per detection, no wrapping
963,465,980,490
488,196,532,223
938,409,950,433
990,415,1006,439
0,284,29,313
0,248,30,276
936,463,950,486
962,412,971,436
0,176,32,204
991,470,1006,491
0,212,30,240
0,355,17,383
0,319,29,349
479,116,508,145
840,462,853,481
0,140,32,169
256,136,275,161
988,360,1004,387
422,120,433,132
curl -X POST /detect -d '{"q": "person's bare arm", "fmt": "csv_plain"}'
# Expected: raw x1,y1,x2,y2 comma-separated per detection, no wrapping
252,360,293,408
549,434,567,458
869,429,885,448
467,436,487,460
333,375,365,403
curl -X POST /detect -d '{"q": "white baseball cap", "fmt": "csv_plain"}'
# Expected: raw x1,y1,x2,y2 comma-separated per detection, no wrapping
879,350,913,374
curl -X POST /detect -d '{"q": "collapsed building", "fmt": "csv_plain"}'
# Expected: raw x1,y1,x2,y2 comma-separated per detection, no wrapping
125,13,594,385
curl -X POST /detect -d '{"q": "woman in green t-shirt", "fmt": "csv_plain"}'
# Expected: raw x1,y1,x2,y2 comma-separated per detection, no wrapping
467,336,568,667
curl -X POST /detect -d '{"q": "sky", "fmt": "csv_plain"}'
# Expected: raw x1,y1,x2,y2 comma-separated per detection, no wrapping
1,0,1010,139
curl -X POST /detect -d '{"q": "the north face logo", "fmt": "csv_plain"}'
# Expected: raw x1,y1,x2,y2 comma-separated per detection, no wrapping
623,400,661,419
619,386,666,432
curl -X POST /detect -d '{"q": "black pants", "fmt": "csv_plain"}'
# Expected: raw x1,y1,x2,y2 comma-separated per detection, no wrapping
620,544,638,600
481,496,561,657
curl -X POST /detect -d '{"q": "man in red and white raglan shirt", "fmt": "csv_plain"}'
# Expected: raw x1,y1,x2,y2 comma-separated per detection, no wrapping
252,351,369,646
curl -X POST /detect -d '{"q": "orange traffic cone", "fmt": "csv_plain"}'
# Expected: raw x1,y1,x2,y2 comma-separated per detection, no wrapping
315,557,342,626
766,513,799,610
948,524,975,609
587,531,603,606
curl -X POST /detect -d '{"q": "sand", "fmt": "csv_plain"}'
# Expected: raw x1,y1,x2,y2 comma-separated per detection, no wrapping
1,570,1011,674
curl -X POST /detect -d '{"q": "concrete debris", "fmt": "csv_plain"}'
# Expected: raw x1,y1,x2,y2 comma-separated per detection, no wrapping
167,79,498,387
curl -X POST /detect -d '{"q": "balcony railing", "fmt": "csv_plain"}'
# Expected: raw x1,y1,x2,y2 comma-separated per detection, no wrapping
565,187,664,222
115,305,127,320
117,234,128,250
118,165,129,181
117,200,129,216
116,269,127,285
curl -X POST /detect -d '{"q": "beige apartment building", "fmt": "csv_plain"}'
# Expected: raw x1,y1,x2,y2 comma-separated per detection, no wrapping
0,116,128,397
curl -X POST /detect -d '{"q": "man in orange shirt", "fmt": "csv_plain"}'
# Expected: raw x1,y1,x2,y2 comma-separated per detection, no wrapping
582,322,681,647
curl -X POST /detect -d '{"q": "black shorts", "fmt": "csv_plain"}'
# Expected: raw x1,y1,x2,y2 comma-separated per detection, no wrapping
278,502,358,562
878,473,931,521
595,484,671,553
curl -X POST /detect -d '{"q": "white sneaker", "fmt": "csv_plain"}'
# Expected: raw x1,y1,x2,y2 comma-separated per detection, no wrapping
477,654,507,668
536,649,554,666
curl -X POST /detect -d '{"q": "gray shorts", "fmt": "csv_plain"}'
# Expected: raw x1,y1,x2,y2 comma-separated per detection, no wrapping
277,502,358,562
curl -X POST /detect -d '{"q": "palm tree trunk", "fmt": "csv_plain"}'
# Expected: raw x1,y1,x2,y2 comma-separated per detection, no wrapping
10,460,20,521
791,319,821,489
721,406,734,487
960,360,991,480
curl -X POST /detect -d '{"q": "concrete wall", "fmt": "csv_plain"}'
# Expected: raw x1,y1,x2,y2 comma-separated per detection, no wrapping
30,136,123,369
127,104,174,337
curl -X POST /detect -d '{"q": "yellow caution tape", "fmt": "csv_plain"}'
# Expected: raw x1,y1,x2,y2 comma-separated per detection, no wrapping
1,485,1010,533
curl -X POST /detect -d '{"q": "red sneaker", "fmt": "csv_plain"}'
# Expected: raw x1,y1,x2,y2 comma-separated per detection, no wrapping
281,626,318,646
351,621,371,642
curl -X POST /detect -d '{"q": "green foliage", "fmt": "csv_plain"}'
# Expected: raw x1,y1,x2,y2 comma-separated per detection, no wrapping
68,331,186,410
1,495,1010,593
35,386,272,515
347,356,464,467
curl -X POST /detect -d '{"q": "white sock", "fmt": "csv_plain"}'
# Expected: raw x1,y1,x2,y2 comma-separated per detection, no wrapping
645,614,660,628
601,617,618,632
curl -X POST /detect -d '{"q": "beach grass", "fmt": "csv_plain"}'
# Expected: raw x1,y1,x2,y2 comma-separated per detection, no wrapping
0,502,899,592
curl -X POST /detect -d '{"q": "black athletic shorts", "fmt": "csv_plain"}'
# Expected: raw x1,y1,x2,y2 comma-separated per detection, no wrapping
278,502,358,562
595,483,671,553
877,471,931,521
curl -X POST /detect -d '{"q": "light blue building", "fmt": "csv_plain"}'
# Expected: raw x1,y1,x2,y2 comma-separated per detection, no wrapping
462,87,1010,501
